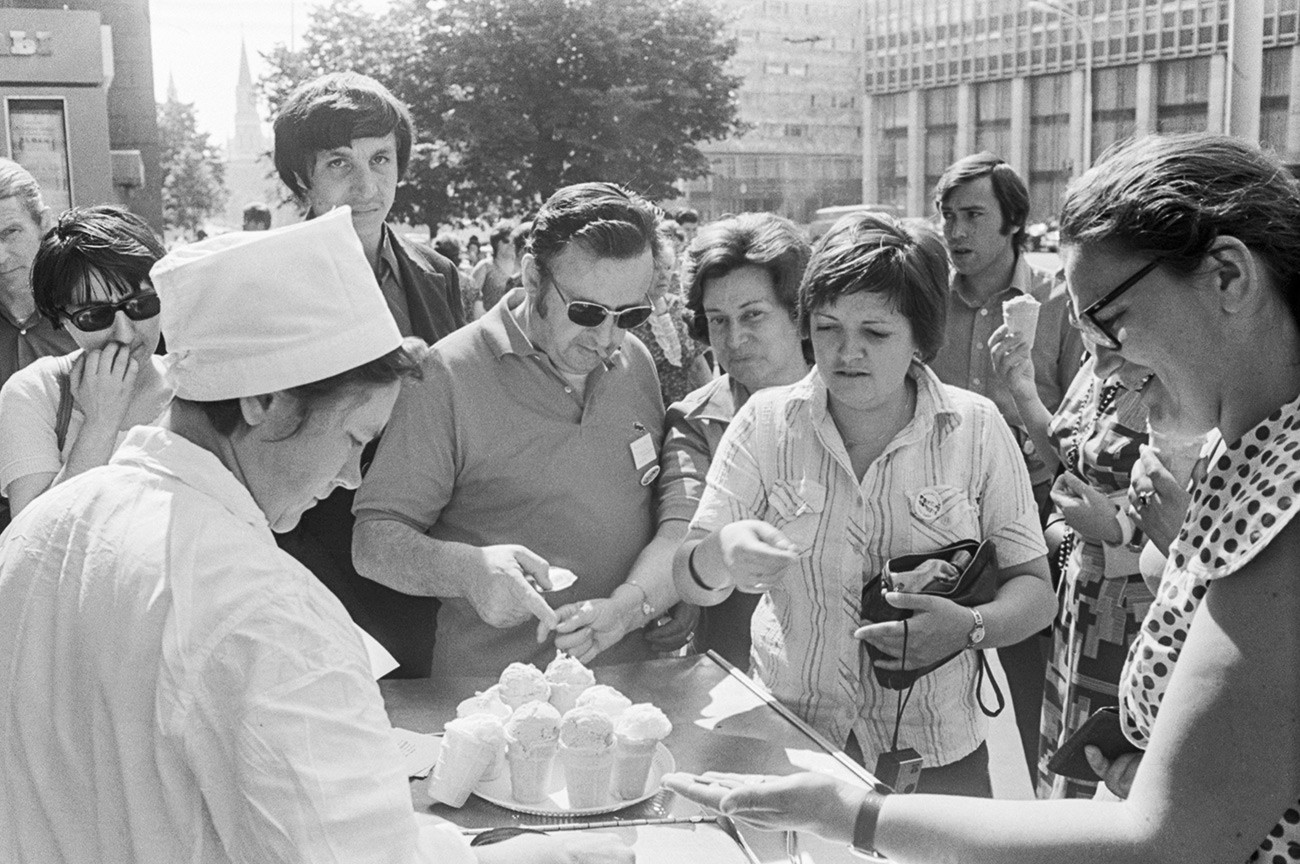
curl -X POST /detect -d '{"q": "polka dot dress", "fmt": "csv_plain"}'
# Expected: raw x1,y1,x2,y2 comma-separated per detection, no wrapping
1120,394,1300,862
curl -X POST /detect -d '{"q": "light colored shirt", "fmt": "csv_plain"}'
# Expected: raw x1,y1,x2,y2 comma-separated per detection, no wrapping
930,255,1084,486
691,363,1046,768
0,426,471,864
0,352,172,494
354,288,665,676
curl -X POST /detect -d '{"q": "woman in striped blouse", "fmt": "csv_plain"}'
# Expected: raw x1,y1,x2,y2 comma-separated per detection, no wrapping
674,212,1055,795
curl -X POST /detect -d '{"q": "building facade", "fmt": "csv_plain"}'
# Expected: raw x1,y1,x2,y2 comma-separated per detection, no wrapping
860,0,1296,221
675,0,864,223
0,0,162,231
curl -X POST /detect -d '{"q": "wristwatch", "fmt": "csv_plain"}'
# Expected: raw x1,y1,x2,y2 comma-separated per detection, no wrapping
966,608,986,649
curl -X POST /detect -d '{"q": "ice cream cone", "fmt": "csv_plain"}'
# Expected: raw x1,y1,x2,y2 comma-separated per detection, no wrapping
549,681,591,714
1147,425,1205,488
611,734,658,799
506,734,557,804
1002,295,1041,348
560,742,615,808
428,725,500,807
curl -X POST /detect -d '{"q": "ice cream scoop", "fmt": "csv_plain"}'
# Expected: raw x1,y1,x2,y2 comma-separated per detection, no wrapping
560,706,615,750
575,684,633,720
498,661,550,709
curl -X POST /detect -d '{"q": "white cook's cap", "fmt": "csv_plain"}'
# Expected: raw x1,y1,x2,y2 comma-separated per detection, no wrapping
151,207,402,400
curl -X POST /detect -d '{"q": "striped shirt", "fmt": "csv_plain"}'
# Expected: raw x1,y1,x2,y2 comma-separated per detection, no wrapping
691,362,1046,768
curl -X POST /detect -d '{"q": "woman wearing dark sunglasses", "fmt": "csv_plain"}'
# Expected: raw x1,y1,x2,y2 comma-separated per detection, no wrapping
0,205,168,516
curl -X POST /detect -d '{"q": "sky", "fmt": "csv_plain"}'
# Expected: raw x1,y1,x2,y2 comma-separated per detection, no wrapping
150,0,390,147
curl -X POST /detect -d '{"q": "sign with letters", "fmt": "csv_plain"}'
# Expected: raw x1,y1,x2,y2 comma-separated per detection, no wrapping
0,31,52,56
7,98,72,211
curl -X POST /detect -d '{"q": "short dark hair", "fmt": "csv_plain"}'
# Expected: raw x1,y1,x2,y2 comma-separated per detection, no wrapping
487,221,514,255
32,205,166,328
934,151,1030,252
527,183,661,315
433,232,461,264
273,72,414,200
799,212,949,363
185,337,427,438
1060,133,1300,328
683,212,810,344
242,201,272,226
510,220,532,257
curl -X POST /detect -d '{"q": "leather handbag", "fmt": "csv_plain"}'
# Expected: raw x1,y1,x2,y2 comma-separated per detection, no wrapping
860,539,998,691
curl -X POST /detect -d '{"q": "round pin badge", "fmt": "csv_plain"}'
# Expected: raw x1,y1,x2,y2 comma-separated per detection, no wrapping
913,488,943,521
640,465,661,486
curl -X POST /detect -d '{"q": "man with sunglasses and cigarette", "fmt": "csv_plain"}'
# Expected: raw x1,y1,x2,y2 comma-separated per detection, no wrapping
354,182,687,676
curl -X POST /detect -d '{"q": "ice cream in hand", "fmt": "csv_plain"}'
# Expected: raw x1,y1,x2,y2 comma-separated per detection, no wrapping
612,703,672,799
428,714,506,807
1002,294,1041,348
558,706,616,807
504,700,562,803
545,652,596,714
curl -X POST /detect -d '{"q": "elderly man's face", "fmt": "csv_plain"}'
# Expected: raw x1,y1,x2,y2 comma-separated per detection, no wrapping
525,244,655,378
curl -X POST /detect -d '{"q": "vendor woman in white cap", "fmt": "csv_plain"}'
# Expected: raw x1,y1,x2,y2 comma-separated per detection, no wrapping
0,207,628,864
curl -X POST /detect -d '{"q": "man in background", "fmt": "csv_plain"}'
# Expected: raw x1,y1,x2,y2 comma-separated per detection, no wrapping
271,71,464,677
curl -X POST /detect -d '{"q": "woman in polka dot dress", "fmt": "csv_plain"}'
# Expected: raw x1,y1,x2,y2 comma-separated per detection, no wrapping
664,133,1300,864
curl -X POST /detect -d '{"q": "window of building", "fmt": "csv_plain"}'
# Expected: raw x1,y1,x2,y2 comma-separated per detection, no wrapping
1156,55,1210,134
1260,46,1291,154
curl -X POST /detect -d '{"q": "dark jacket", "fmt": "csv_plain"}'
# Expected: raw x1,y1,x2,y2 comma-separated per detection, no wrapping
277,225,464,678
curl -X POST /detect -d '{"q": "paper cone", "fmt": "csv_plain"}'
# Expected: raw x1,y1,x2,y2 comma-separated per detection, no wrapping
1002,297,1041,348
428,730,497,807
560,743,614,808
612,735,659,800
506,735,557,804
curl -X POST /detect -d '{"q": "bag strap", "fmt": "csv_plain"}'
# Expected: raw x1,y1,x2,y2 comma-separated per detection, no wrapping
973,650,1005,718
55,372,73,453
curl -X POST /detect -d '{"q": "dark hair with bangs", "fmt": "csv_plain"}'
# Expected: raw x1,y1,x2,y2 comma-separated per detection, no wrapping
1059,133,1300,329
273,72,413,200
799,212,950,362
181,337,427,438
934,151,1030,252
683,212,810,343
528,182,661,316
32,205,165,328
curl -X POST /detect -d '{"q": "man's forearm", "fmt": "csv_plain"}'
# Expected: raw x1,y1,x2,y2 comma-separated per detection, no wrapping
352,517,480,598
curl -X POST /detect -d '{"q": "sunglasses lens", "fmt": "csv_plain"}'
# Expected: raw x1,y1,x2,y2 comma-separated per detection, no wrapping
124,293,161,321
567,302,608,328
615,306,653,329
70,307,115,332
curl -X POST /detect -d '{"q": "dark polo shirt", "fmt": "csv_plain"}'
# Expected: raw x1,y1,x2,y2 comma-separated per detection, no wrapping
355,288,665,677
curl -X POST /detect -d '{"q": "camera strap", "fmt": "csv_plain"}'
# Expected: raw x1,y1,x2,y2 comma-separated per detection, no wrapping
890,619,917,751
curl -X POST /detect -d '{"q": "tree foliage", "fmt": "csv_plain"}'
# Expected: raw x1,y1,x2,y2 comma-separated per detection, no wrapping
157,97,228,239
260,0,743,221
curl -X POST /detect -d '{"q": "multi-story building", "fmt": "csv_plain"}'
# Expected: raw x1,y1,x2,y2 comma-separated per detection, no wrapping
676,0,864,223
860,0,1295,221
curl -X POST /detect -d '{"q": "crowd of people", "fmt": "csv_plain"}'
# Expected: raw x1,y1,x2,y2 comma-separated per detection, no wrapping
0,68,1294,864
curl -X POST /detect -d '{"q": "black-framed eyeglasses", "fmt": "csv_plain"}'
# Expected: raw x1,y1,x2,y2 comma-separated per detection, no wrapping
1067,258,1162,350
548,275,653,330
62,291,161,333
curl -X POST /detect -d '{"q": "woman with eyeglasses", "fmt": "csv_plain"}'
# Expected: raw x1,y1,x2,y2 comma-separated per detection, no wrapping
666,133,1300,864
671,212,1056,795
0,206,169,516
